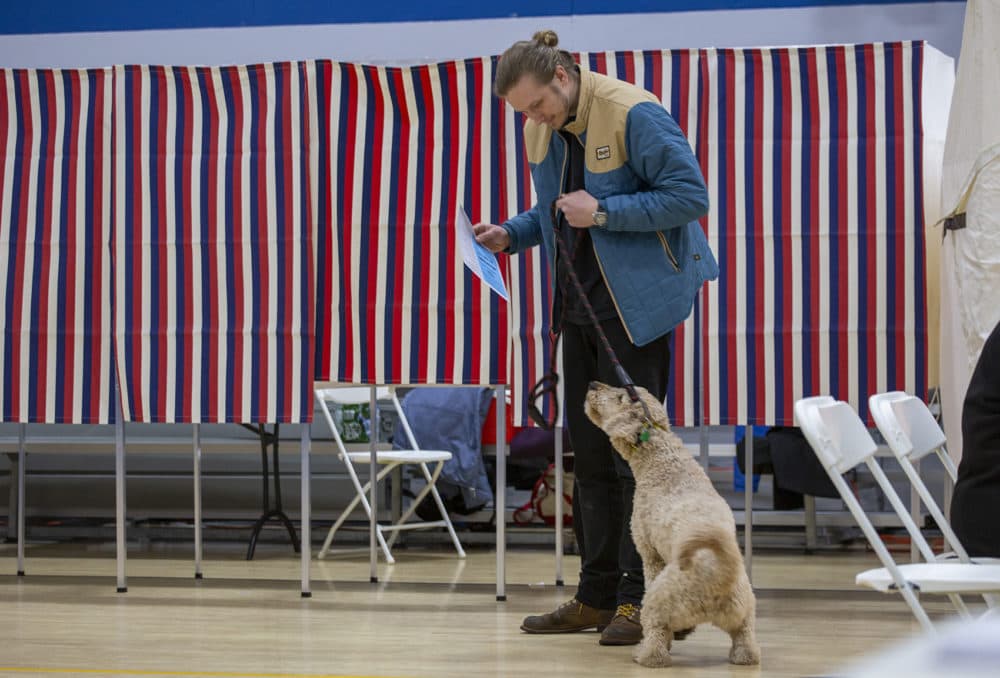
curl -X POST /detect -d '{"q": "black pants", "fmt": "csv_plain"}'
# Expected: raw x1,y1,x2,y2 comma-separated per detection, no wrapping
562,317,672,610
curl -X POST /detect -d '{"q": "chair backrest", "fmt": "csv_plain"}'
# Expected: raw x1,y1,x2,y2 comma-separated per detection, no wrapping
315,385,422,453
315,386,391,405
794,396,878,475
869,391,948,463
869,392,969,562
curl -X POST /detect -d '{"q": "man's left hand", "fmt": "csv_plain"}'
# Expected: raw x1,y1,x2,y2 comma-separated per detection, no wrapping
555,190,600,229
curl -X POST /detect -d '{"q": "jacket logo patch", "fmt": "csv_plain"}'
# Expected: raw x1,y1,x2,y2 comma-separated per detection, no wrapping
596,146,611,160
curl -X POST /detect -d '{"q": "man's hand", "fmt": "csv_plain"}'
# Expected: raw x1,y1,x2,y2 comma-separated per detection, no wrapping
473,223,510,253
555,190,600,228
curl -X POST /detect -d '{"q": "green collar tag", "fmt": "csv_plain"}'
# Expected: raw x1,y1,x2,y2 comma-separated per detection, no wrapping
639,428,650,443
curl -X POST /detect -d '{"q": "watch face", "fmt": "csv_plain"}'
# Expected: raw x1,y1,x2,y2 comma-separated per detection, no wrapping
593,210,608,226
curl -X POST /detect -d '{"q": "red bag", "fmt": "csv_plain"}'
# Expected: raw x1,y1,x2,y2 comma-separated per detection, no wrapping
513,463,573,527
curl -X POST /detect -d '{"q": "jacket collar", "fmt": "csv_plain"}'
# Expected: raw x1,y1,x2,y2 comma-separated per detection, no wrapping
562,67,593,137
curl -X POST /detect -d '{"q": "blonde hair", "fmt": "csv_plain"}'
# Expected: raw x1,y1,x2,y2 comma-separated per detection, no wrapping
494,30,577,98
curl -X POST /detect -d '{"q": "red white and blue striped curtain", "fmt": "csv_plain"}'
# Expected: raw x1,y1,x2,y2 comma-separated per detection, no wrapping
696,43,928,425
575,43,929,426
310,42,930,427
0,42,934,430
0,68,115,424
113,63,315,423
580,49,706,428
308,57,526,389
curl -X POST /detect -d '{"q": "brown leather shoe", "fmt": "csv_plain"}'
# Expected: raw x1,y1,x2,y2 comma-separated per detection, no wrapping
520,598,614,634
599,603,642,646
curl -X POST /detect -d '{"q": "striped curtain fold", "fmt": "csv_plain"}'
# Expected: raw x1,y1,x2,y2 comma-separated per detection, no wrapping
112,63,315,423
0,68,115,424
582,43,929,425
580,49,706,427
309,57,526,390
697,43,928,425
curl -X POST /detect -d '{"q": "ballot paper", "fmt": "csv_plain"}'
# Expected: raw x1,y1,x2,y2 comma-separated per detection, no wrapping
455,205,509,301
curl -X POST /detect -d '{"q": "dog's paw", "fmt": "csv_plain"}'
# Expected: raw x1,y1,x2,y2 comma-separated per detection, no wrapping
633,641,672,668
729,643,761,666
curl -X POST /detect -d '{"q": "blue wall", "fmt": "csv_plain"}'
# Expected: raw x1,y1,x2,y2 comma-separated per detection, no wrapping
0,1,965,68
1,0,963,34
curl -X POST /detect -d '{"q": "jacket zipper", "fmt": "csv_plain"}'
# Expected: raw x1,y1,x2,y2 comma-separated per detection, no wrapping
656,232,681,272
551,133,570,326
554,132,569,218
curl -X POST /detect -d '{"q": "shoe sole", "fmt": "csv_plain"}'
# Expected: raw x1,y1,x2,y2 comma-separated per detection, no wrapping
598,636,641,646
597,626,688,645
520,624,609,634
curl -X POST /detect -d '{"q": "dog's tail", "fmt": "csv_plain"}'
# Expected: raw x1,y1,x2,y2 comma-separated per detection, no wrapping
677,526,743,589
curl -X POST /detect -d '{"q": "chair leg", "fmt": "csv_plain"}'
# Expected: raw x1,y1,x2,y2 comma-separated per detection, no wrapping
948,593,972,619
375,525,395,565
418,461,466,559
384,486,431,553
319,464,398,563
387,470,437,550
368,463,400,564
318,459,383,557
318,491,365,558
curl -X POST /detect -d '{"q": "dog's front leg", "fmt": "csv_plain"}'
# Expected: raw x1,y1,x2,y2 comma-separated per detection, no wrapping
633,573,673,668
633,621,672,667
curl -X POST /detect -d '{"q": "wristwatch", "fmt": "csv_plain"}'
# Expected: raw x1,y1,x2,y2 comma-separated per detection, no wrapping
592,208,608,228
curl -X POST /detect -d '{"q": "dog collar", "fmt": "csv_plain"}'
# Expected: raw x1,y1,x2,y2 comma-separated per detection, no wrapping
633,420,665,447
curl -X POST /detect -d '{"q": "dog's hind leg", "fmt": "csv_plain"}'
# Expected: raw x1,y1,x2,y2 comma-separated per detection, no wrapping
633,620,672,667
723,613,760,665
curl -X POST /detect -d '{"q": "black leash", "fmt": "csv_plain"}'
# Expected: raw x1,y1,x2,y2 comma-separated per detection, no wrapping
528,199,655,434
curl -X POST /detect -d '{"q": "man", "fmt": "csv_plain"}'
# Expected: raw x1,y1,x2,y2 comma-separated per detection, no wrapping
950,316,1000,557
474,30,717,646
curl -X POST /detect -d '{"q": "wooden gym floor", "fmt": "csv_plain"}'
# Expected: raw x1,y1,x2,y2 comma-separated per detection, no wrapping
0,540,960,678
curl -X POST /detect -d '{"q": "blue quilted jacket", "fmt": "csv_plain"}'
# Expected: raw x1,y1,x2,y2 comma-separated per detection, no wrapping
502,69,718,346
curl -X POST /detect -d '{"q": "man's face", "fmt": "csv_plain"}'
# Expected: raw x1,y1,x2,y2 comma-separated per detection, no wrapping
504,65,573,129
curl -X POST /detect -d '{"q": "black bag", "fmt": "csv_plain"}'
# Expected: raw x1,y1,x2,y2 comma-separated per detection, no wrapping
736,430,773,475
766,427,839,499
737,427,838,509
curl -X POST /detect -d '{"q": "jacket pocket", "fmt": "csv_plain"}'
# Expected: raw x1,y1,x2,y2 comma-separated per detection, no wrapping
656,232,681,272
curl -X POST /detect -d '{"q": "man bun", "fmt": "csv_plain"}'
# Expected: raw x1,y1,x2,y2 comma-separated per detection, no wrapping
532,30,559,48
494,29,575,98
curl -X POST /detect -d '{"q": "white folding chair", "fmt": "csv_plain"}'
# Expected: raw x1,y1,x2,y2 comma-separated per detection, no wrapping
869,392,1000,604
314,386,466,564
794,396,1000,632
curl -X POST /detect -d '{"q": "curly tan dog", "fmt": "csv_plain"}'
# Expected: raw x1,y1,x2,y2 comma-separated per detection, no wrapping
585,381,760,668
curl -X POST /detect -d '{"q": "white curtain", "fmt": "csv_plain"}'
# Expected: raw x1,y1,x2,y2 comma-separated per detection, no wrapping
939,0,1000,464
